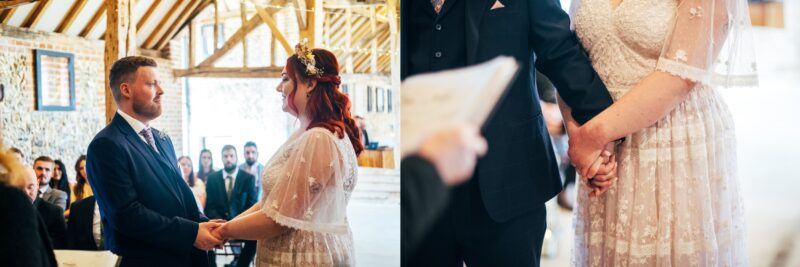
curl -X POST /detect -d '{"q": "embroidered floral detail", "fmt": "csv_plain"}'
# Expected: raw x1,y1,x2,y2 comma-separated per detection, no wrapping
300,156,306,163
689,6,703,19
308,176,322,193
271,200,279,210
343,177,354,192
304,208,314,220
675,49,688,62
292,194,298,200
286,171,293,178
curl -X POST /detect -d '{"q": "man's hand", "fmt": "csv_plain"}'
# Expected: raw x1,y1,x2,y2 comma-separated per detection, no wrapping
417,125,488,186
194,222,224,251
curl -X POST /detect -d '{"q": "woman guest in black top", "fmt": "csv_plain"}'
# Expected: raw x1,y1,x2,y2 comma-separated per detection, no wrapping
51,160,72,209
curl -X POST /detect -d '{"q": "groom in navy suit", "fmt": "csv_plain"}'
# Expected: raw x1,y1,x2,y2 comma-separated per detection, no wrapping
87,56,224,267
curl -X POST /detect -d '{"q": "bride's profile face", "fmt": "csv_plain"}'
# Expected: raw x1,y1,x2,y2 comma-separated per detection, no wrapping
276,66,314,118
277,67,298,116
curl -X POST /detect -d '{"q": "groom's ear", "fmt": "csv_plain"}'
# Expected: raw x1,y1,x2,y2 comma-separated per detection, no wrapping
119,82,132,99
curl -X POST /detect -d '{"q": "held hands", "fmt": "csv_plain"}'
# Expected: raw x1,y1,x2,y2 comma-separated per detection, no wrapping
568,126,619,197
194,220,227,251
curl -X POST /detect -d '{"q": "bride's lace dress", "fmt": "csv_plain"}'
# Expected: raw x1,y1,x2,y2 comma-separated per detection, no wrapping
256,127,358,266
572,0,749,265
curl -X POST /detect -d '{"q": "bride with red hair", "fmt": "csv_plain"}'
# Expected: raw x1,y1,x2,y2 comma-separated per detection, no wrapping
212,41,363,266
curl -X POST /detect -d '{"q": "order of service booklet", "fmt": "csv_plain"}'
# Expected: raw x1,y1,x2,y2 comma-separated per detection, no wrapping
401,56,519,156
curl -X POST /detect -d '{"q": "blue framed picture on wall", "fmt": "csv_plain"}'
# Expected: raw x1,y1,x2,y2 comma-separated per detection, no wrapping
35,49,75,111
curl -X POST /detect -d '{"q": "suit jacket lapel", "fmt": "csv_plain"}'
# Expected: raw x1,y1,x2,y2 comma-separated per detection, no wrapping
150,130,183,179
465,0,495,64
113,115,184,206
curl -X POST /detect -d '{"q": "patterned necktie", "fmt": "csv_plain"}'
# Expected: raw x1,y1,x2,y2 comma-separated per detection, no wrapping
138,128,159,153
431,0,445,13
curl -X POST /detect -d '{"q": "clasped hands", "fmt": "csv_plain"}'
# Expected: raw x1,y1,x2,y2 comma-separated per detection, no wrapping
568,126,620,197
193,219,231,251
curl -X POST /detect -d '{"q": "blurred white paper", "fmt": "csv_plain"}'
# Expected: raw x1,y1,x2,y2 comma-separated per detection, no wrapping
55,250,119,267
401,56,519,156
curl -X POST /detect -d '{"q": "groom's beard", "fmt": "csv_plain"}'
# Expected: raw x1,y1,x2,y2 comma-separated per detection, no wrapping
245,159,256,166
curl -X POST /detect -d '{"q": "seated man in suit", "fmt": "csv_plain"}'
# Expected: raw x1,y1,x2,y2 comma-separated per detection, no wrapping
10,166,58,266
34,156,67,211
205,145,257,267
24,166,67,250
66,193,102,251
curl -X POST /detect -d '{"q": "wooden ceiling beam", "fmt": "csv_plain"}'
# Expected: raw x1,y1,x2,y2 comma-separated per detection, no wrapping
79,3,106,37
154,0,205,50
173,66,283,78
291,0,306,30
20,0,51,29
198,0,288,67
55,0,88,33
0,0,37,9
0,8,16,23
141,0,185,49
250,0,292,55
135,0,161,33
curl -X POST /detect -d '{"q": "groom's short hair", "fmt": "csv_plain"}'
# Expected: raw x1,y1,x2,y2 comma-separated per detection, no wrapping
109,56,158,102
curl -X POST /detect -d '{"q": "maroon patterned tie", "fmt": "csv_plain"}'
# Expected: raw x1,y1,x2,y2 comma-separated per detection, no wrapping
139,128,160,153
431,0,445,13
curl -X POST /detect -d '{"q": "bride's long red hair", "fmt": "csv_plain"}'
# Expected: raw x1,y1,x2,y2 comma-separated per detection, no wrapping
285,48,363,156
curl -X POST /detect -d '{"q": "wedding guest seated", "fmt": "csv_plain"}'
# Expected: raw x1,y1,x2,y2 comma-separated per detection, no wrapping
66,191,103,250
179,156,206,210
50,160,72,210
1,154,57,267
238,141,264,199
34,156,67,211
205,145,257,267
34,187,67,249
197,149,215,183
70,155,93,206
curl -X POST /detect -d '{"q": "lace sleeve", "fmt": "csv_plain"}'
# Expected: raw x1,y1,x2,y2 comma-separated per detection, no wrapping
260,128,349,234
655,0,758,88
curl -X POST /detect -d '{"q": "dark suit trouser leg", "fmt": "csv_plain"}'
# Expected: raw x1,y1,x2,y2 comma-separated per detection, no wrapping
408,178,547,267
235,240,256,267
457,178,547,267
207,249,217,267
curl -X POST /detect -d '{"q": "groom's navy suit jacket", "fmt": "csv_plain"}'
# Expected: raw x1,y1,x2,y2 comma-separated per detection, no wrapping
402,0,614,223
87,114,208,267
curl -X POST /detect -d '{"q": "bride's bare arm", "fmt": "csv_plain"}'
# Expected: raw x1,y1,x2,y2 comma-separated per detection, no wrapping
217,210,288,241
232,199,264,220
570,71,695,175
582,72,694,144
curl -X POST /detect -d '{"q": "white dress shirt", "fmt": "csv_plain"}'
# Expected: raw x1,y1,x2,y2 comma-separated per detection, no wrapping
93,202,102,248
117,110,158,153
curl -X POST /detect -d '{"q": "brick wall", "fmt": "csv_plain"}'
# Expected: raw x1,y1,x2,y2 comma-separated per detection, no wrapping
0,24,184,182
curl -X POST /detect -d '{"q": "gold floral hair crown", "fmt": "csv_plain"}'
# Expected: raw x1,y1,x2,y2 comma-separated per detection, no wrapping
295,39,322,77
